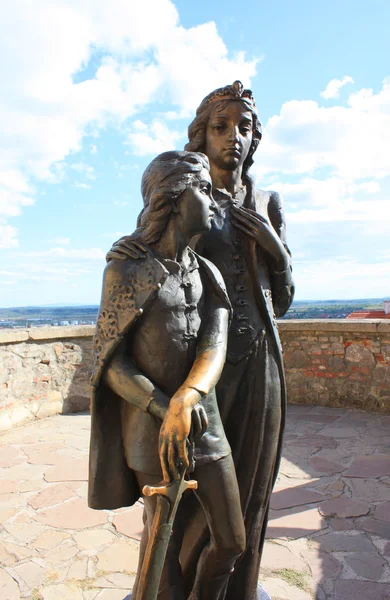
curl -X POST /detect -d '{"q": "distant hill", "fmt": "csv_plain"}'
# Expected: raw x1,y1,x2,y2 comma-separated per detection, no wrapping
282,298,387,319
0,306,99,328
0,298,388,327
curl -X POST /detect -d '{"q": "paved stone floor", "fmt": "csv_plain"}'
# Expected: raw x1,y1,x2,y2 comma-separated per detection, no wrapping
0,405,390,600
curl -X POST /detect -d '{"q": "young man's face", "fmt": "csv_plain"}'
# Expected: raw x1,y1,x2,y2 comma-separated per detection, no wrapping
205,101,253,172
178,167,216,236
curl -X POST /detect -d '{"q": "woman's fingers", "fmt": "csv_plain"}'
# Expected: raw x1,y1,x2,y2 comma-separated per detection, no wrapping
106,248,131,261
232,221,259,242
133,240,148,253
232,205,268,224
232,213,259,232
232,212,261,236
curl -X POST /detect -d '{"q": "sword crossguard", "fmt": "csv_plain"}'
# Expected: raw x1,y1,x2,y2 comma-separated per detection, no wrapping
143,479,198,499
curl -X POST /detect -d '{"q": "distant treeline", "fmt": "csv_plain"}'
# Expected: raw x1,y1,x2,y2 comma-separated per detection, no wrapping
0,306,99,322
0,298,387,323
282,298,386,319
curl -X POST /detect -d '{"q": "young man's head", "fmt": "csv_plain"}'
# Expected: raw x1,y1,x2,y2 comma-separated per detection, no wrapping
139,151,216,244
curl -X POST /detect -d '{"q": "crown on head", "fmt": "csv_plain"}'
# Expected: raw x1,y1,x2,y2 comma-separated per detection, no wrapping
199,80,256,111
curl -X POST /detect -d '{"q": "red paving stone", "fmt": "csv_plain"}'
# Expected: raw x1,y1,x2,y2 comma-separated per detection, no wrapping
0,407,389,600
375,501,390,522
34,496,108,529
334,580,390,600
270,485,328,510
308,456,345,474
318,496,370,518
344,453,390,478
112,505,144,540
344,552,387,580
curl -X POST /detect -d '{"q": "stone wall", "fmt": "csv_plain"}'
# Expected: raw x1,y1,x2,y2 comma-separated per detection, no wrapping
0,326,94,431
1,319,389,431
279,319,390,413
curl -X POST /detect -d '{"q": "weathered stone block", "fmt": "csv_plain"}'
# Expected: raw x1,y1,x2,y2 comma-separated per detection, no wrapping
11,405,33,426
345,344,375,366
36,400,63,419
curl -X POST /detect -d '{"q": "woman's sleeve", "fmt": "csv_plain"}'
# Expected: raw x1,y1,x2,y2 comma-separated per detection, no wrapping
268,191,295,317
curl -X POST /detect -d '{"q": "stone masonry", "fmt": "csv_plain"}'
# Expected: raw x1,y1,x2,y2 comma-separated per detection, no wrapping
0,327,93,431
1,319,389,432
279,320,390,414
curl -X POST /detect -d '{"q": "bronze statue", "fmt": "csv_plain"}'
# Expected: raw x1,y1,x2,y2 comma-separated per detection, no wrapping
108,82,294,599
89,151,246,600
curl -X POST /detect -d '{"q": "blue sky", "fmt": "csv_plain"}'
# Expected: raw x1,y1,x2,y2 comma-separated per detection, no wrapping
1,0,390,307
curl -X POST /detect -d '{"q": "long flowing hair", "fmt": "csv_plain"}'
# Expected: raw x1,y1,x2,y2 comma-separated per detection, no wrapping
185,82,262,179
136,151,210,245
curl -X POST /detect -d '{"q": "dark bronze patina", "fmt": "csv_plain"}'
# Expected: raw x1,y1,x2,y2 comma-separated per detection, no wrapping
89,151,246,600
96,81,294,599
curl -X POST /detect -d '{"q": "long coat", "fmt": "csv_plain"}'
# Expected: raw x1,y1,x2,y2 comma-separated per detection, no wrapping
180,179,294,599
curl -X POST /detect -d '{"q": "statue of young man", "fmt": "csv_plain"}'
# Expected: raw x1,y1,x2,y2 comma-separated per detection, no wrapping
108,82,295,600
89,151,245,600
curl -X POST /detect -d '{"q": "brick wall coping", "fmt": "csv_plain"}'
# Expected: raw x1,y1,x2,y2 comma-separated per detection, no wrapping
1,319,389,346
0,325,95,345
278,319,390,333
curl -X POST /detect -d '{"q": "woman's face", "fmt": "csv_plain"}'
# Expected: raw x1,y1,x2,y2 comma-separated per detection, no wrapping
205,101,253,172
178,167,217,236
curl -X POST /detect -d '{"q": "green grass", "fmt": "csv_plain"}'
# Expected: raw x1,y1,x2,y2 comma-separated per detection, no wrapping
273,568,310,591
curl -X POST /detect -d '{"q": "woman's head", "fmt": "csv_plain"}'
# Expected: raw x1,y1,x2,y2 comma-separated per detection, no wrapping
185,81,262,178
139,150,213,244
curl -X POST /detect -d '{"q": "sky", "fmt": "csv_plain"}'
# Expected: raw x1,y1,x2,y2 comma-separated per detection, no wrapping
1,0,390,307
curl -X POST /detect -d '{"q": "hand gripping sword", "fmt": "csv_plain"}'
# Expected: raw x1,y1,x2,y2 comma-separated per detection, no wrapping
135,466,197,600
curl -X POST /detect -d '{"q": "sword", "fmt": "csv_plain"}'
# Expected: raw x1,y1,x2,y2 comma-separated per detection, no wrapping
135,446,197,600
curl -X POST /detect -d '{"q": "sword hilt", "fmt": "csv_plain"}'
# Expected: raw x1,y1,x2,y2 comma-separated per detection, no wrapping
143,479,198,498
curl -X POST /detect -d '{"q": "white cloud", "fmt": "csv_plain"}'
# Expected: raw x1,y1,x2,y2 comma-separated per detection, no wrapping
0,171,34,246
295,257,390,300
74,182,91,189
320,76,354,99
70,162,96,180
23,246,106,260
128,120,184,156
255,77,390,182
52,237,71,245
0,0,258,244
0,225,19,249
269,177,389,223
0,243,107,304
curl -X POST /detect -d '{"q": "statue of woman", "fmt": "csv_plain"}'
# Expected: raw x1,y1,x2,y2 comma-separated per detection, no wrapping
109,82,294,599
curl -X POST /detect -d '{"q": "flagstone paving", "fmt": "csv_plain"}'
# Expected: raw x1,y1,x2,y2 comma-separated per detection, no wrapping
1,405,389,600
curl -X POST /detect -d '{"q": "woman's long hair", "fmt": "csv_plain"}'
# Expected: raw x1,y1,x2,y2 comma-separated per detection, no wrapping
137,151,210,245
185,82,262,180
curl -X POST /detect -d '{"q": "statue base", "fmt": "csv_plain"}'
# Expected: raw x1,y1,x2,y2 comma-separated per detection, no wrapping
128,585,271,599
258,583,272,599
